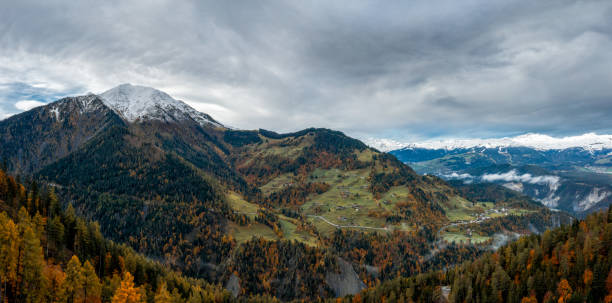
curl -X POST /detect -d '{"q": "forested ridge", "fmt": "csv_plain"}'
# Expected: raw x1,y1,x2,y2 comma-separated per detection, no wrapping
335,207,612,303
0,168,290,302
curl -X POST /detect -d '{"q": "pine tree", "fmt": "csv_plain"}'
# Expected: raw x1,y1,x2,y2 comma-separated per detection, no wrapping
491,265,510,302
65,255,84,303
153,282,172,303
47,216,64,254
82,260,101,303
47,188,60,218
20,226,47,303
111,272,143,303
0,213,19,302
17,207,31,227
0,170,8,200
32,213,46,242
74,220,90,258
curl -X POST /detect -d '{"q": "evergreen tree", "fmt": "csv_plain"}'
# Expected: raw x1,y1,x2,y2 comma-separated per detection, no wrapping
47,216,65,254
0,213,19,302
20,226,47,303
82,260,102,303
491,265,510,301
153,282,172,303
65,255,84,303
47,188,60,218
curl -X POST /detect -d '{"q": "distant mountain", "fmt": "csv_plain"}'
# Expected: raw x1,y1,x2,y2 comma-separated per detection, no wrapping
389,140,612,217
0,85,569,300
369,133,612,152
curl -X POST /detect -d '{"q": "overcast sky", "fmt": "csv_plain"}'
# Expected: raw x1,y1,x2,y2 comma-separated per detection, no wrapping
1,0,611,141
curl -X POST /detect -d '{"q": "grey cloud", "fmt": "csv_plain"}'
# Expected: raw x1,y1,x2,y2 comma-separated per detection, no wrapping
0,0,611,140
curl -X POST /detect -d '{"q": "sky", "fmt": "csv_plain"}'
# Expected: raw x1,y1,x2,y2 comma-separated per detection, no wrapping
1,0,611,142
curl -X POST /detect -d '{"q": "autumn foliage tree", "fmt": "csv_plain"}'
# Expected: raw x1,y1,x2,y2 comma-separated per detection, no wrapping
111,272,143,303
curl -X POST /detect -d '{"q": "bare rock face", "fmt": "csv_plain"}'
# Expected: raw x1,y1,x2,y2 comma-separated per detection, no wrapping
225,273,241,298
325,257,366,297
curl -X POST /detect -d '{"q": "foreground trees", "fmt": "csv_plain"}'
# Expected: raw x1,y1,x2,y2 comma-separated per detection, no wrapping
0,168,234,303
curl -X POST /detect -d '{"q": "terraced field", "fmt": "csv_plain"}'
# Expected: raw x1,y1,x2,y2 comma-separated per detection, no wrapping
226,191,320,246
229,164,544,246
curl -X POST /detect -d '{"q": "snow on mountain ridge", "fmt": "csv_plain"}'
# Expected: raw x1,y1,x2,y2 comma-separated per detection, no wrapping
367,133,612,152
99,84,223,127
362,138,406,152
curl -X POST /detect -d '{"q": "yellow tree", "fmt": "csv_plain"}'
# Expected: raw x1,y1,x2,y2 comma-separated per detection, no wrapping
520,294,537,303
64,255,84,303
153,282,172,303
82,261,101,303
557,279,572,303
111,272,143,303
0,214,19,302
43,263,67,303
20,226,47,303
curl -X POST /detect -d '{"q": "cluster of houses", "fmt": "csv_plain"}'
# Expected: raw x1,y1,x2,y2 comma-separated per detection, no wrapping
334,204,361,211
455,207,511,226
476,207,508,221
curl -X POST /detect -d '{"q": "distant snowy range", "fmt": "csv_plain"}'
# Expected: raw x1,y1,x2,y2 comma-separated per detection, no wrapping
365,133,612,217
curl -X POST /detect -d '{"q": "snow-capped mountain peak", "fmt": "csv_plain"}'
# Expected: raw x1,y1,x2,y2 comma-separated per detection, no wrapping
366,133,612,152
99,84,223,127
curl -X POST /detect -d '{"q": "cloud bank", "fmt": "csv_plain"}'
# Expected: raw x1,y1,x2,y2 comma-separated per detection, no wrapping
443,170,560,188
481,170,560,186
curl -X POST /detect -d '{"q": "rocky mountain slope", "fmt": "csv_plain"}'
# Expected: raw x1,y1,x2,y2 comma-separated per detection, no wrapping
0,94,124,174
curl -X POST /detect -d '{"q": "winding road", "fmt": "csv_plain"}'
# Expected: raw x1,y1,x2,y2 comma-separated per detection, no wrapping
307,215,389,231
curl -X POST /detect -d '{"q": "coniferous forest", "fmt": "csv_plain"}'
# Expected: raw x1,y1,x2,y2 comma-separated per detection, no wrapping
0,168,280,303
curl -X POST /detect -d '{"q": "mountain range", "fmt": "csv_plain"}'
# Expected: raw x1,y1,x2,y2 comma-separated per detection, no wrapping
367,133,612,152
0,84,572,300
388,138,612,217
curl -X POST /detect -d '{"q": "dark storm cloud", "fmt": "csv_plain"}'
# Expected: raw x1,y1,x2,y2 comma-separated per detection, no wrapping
0,0,611,140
